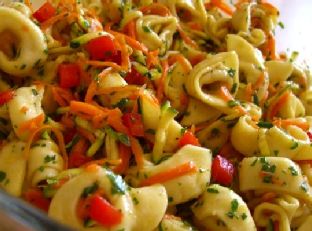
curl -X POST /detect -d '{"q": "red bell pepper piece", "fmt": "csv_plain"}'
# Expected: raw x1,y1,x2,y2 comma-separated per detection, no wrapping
85,36,118,61
58,63,81,88
178,131,200,148
122,113,144,137
211,155,234,186
89,195,122,227
32,2,56,23
124,67,146,85
24,188,50,212
0,90,14,106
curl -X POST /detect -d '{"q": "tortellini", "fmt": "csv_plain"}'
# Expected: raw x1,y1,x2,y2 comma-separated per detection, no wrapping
126,144,212,205
0,7,47,77
192,184,256,231
136,15,178,55
239,157,312,203
8,85,44,140
186,51,239,114
0,141,26,196
49,166,167,231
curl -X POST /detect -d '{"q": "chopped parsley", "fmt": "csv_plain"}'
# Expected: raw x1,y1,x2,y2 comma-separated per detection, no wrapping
44,155,56,164
106,170,127,195
0,171,6,183
257,121,273,128
288,166,298,176
226,199,239,219
230,83,238,93
260,157,276,173
250,158,258,166
227,100,239,108
168,196,174,203
266,219,274,231
142,25,151,33
132,197,139,205
262,175,273,184
241,213,247,220
290,141,298,150
31,89,38,96
113,98,129,109
81,183,98,198
227,68,236,78
207,188,219,193
278,21,285,29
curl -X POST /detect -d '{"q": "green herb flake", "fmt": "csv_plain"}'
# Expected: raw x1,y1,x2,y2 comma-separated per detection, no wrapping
0,171,6,183
226,199,239,219
81,183,98,198
250,158,258,166
113,98,129,109
300,181,309,192
262,175,273,184
31,89,38,96
227,68,236,78
207,188,219,193
227,100,239,108
168,196,174,203
290,141,298,150
253,94,259,106
260,157,276,173
106,170,127,195
266,219,274,231
241,213,247,220
278,21,285,29
132,197,139,205
44,155,56,164
288,166,298,176
142,25,151,33
230,83,238,94
257,121,273,128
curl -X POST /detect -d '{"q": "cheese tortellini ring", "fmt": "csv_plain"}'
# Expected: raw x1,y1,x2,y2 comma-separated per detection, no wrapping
127,145,212,205
0,7,47,77
274,195,300,221
253,202,291,231
0,141,26,196
49,167,167,231
232,2,253,32
27,139,64,187
265,60,294,85
156,215,196,231
136,15,178,55
8,85,44,140
239,157,312,203
186,51,239,114
231,115,259,156
192,184,256,231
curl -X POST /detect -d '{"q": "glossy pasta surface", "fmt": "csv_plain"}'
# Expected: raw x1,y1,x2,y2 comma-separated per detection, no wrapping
0,0,311,231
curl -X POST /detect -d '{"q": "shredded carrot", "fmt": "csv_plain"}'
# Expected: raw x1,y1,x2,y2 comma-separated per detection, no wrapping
123,20,137,39
140,162,197,186
115,34,130,71
245,83,253,101
17,113,45,136
187,22,203,31
205,0,234,16
76,125,95,142
20,106,29,113
23,125,68,169
267,32,278,60
82,159,121,168
267,91,290,120
41,12,76,30
219,86,246,115
190,54,206,66
168,54,192,73
85,60,123,71
254,72,265,90
261,192,276,202
60,113,75,128
130,137,144,169
156,59,169,103
51,86,75,106
107,108,129,134
24,0,33,12
260,1,279,15
139,3,171,16
177,27,198,49
273,118,310,131
114,144,131,174
70,101,105,120
84,163,101,172
180,91,189,107
146,50,160,69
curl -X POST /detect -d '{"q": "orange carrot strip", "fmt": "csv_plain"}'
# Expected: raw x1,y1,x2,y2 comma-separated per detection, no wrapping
267,91,290,120
130,137,144,169
261,192,277,202
70,101,105,119
177,27,198,49
140,162,197,186
51,87,75,106
168,54,192,73
245,83,253,101
60,114,75,128
77,127,96,143
107,109,129,134
114,144,131,174
82,159,121,168
156,59,169,103
85,60,123,71
206,0,234,16
146,50,160,69
115,35,130,71
41,12,75,30
254,72,265,90
139,3,171,16
84,164,101,172
267,33,278,60
17,113,45,136
261,1,279,15
123,20,137,39
24,125,68,169
24,0,33,12
273,118,310,131
219,86,234,101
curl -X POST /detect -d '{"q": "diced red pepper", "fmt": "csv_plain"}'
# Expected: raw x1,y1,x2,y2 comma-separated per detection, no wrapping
122,113,144,137
85,36,118,61
211,155,234,186
124,67,146,85
58,63,81,88
68,138,92,168
89,195,122,227
32,2,56,23
307,131,312,141
0,90,14,106
24,188,50,212
178,131,200,148
64,129,77,144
